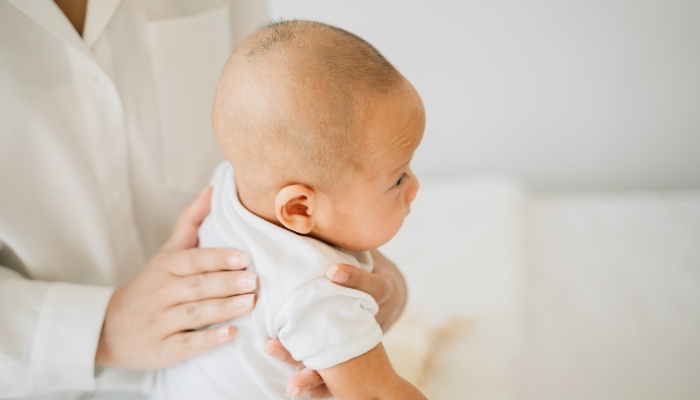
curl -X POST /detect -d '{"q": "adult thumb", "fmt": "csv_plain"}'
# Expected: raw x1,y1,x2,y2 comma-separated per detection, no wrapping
163,186,213,251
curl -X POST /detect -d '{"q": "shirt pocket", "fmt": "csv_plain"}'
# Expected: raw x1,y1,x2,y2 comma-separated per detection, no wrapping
146,4,231,193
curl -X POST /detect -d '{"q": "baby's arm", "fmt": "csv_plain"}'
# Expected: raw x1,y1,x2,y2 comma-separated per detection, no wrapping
318,342,427,399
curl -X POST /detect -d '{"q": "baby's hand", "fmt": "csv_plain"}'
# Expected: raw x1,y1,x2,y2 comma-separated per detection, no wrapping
265,339,330,398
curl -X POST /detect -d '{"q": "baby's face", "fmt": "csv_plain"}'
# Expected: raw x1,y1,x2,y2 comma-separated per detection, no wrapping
311,81,425,251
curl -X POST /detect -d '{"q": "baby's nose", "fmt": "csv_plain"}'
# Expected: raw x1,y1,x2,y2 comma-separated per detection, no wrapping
406,177,419,203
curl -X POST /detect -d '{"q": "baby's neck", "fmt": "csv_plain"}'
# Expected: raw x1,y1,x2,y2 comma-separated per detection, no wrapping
234,178,282,228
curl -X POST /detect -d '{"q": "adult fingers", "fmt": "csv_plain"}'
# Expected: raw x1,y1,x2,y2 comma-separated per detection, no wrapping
285,368,329,398
165,248,250,276
326,263,391,305
326,251,408,332
165,295,256,333
166,270,258,304
160,325,237,367
163,186,213,251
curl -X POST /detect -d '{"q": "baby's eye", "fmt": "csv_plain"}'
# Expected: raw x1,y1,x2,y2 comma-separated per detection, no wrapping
395,173,407,187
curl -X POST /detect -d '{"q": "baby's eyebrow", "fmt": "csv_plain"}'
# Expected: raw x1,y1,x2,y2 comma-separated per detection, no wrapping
388,161,410,178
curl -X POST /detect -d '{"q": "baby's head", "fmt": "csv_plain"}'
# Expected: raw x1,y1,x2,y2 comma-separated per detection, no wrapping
212,20,425,251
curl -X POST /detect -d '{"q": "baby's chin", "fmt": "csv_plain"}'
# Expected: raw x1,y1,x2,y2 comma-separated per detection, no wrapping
329,232,401,253
308,222,404,252
306,233,375,252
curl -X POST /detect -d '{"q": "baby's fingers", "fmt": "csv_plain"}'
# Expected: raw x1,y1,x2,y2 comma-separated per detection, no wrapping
264,339,301,366
303,384,333,398
264,339,331,397
285,368,328,398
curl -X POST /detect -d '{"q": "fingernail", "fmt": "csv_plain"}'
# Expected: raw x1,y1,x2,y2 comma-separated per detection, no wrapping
286,385,309,398
216,325,233,340
266,345,286,361
227,253,250,269
238,273,257,291
326,264,349,283
231,294,254,309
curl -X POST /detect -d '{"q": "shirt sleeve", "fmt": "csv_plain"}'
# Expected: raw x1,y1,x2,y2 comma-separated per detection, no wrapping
274,277,382,371
0,266,114,397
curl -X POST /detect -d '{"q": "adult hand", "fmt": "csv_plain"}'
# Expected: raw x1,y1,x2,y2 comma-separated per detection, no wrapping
265,250,408,397
96,187,257,369
329,249,408,332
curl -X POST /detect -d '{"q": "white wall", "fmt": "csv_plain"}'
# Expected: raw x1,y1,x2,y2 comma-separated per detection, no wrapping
266,0,700,190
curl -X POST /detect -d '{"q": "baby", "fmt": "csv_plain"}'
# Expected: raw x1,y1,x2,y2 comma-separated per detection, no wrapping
154,20,426,399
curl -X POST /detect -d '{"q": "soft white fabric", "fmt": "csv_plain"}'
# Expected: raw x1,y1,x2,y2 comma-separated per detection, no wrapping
0,1,267,398
382,177,700,400
381,175,527,399
518,191,700,400
154,162,381,400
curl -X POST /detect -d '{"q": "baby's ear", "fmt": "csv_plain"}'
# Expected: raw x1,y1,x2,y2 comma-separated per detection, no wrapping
275,184,316,234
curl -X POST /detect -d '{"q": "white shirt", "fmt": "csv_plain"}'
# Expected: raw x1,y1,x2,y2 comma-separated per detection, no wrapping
153,162,382,400
0,1,267,398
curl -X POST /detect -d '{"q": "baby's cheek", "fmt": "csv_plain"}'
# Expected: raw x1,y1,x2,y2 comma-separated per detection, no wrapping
384,212,406,244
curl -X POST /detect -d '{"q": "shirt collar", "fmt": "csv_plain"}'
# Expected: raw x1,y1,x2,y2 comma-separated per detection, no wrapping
8,0,121,55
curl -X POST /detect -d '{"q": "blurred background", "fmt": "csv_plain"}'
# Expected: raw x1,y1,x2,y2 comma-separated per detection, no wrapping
266,1,700,399
268,0,700,191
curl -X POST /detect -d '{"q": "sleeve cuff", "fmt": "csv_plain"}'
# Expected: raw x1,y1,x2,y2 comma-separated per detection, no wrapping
303,326,383,371
30,282,114,394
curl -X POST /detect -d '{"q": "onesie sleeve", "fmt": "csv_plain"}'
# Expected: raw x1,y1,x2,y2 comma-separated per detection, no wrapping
274,277,382,371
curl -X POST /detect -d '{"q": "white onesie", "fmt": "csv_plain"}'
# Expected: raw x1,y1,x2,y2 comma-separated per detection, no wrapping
153,162,382,399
